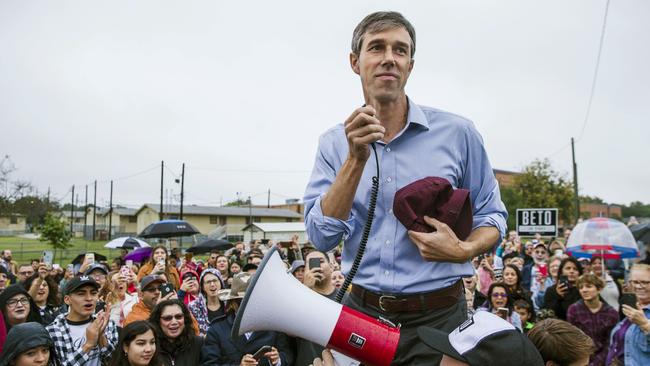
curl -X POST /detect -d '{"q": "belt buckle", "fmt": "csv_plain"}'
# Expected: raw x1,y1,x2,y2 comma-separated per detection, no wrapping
378,295,397,312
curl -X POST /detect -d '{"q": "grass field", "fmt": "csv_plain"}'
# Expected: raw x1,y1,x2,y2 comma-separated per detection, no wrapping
0,236,123,265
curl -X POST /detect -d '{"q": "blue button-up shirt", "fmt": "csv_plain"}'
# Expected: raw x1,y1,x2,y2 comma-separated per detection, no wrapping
303,98,507,294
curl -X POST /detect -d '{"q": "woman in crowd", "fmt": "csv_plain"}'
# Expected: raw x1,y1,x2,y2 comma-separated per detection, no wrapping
476,252,496,295
502,264,533,307
105,271,139,328
137,246,180,289
149,299,203,365
200,272,294,365
178,269,200,306
23,271,63,325
532,255,562,310
590,256,621,311
606,263,650,365
543,257,583,320
0,322,57,366
567,273,619,366
229,262,241,277
480,282,522,331
215,255,231,287
109,320,162,366
0,284,42,336
188,268,225,337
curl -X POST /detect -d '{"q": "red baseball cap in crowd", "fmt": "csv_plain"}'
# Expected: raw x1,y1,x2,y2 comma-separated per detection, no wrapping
393,177,473,240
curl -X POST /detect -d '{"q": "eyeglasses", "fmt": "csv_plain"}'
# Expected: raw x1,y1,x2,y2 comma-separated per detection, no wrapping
161,314,184,322
491,293,508,298
6,297,30,308
630,280,650,287
19,271,34,276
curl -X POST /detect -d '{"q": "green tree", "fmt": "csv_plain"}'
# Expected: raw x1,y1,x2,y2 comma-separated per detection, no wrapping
622,201,650,218
39,213,72,253
501,159,575,230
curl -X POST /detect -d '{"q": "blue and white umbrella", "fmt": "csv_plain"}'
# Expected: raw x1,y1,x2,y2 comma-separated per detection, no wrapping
104,236,151,249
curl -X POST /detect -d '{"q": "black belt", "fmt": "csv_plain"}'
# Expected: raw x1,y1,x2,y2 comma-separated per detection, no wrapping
350,280,463,313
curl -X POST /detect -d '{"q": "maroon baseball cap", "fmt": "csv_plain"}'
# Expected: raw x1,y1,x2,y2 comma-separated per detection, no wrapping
393,177,473,240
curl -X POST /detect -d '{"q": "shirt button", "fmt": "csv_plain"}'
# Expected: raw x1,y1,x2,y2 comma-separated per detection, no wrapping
386,147,391,152
385,240,391,245
384,270,390,276
386,177,392,183
388,208,393,214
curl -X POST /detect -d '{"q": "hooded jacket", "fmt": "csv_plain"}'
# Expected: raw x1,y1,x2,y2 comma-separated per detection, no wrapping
0,284,42,332
0,321,58,366
188,268,225,336
178,269,199,306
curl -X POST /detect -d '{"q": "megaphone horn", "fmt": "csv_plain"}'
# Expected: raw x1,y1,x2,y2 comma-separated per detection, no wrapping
232,247,400,366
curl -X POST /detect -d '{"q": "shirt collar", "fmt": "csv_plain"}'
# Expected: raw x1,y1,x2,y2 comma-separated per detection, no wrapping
406,96,430,131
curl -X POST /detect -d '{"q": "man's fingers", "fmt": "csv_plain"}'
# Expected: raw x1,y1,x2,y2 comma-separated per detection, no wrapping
322,349,335,364
344,106,376,126
423,216,445,229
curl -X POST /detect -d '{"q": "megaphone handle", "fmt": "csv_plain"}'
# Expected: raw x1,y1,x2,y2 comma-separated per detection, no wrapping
330,350,361,366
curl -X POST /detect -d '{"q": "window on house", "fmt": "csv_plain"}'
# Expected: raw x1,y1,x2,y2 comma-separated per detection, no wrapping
209,216,219,224
10,216,18,224
219,216,226,225
128,216,137,223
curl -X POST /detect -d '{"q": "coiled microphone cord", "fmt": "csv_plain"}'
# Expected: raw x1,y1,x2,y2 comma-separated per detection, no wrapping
335,142,380,303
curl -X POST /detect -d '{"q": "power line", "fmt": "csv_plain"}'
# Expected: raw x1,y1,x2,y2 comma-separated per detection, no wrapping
577,0,611,142
188,166,311,174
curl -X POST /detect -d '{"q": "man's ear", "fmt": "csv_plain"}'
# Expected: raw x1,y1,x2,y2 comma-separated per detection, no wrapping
350,52,360,75
63,294,70,306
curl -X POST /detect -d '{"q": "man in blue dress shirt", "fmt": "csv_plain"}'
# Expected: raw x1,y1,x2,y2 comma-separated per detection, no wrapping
303,11,508,365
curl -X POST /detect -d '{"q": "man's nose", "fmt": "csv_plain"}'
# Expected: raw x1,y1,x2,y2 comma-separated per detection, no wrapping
381,48,396,65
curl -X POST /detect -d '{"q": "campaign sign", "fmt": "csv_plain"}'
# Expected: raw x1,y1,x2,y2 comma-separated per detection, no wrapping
516,208,558,237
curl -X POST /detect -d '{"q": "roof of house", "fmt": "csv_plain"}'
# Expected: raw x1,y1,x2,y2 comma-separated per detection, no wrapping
59,211,85,219
242,222,307,232
92,207,138,216
137,203,302,219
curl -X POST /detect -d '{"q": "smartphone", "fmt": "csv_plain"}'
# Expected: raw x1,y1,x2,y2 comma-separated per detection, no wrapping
42,250,54,268
159,283,175,298
53,263,61,270
308,257,321,270
620,293,638,309
539,263,548,277
120,265,131,278
497,307,509,319
477,254,485,263
95,301,106,313
85,253,95,265
252,345,272,360
278,241,293,248
125,259,133,268
67,264,74,274
559,275,570,288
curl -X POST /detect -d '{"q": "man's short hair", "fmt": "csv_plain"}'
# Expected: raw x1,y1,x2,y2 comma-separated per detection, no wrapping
576,273,605,290
527,319,594,365
351,11,416,57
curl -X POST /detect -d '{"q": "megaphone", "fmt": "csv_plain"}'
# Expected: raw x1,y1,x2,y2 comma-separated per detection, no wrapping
232,247,400,366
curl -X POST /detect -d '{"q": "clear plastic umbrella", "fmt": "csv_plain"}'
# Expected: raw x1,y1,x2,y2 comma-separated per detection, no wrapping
566,217,639,259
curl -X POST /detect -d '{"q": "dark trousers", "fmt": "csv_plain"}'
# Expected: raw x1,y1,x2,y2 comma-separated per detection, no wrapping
343,286,468,366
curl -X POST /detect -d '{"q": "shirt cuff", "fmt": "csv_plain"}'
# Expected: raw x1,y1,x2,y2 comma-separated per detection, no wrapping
307,196,356,249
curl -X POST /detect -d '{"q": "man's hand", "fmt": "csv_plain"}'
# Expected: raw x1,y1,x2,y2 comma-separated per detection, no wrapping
407,216,471,263
344,106,385,162
83,308,110,353
312,349,336,366
622,304,650,331
38,263,48,279
303,266,324,289
240,354,258,366
264,347,281,365
555,282,568,298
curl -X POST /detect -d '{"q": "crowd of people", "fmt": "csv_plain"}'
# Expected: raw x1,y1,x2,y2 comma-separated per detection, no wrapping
0,230,649,365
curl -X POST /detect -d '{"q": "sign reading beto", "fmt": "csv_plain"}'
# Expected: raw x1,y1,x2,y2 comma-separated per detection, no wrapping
516,208,558,237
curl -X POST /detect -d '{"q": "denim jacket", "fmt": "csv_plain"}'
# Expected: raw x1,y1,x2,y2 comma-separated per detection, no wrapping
609,305,650,365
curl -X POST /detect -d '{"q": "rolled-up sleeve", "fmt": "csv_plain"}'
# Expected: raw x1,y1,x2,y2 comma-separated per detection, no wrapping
304,131,358,252
461,122,508,242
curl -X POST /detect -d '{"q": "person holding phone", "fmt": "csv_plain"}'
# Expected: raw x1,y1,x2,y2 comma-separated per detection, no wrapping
606,263,650,365
23,268,64,326
478,283,522,331
149,299,202,366
532,255,562,310
200,273,293,366
543,257,583,320
137,246,180,290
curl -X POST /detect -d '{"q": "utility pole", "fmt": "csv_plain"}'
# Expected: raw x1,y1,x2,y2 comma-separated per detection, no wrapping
84,185,88,239
160,161,164,220
46,187,50,212
248,195,253,240
92,180,97,241
267,189,270,208
70,185,74,233
180,163,185,220
108,180,113,240
571,138,580,224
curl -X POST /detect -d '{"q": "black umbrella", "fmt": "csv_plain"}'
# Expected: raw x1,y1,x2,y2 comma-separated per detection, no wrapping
630,222,650,244
139,220,201,238
186,238,233,254
71,252,107,265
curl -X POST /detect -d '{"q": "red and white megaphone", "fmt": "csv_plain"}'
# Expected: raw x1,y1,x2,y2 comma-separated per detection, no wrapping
232,247,400,366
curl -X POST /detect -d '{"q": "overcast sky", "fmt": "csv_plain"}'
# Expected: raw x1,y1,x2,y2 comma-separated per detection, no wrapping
1,0,648,209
